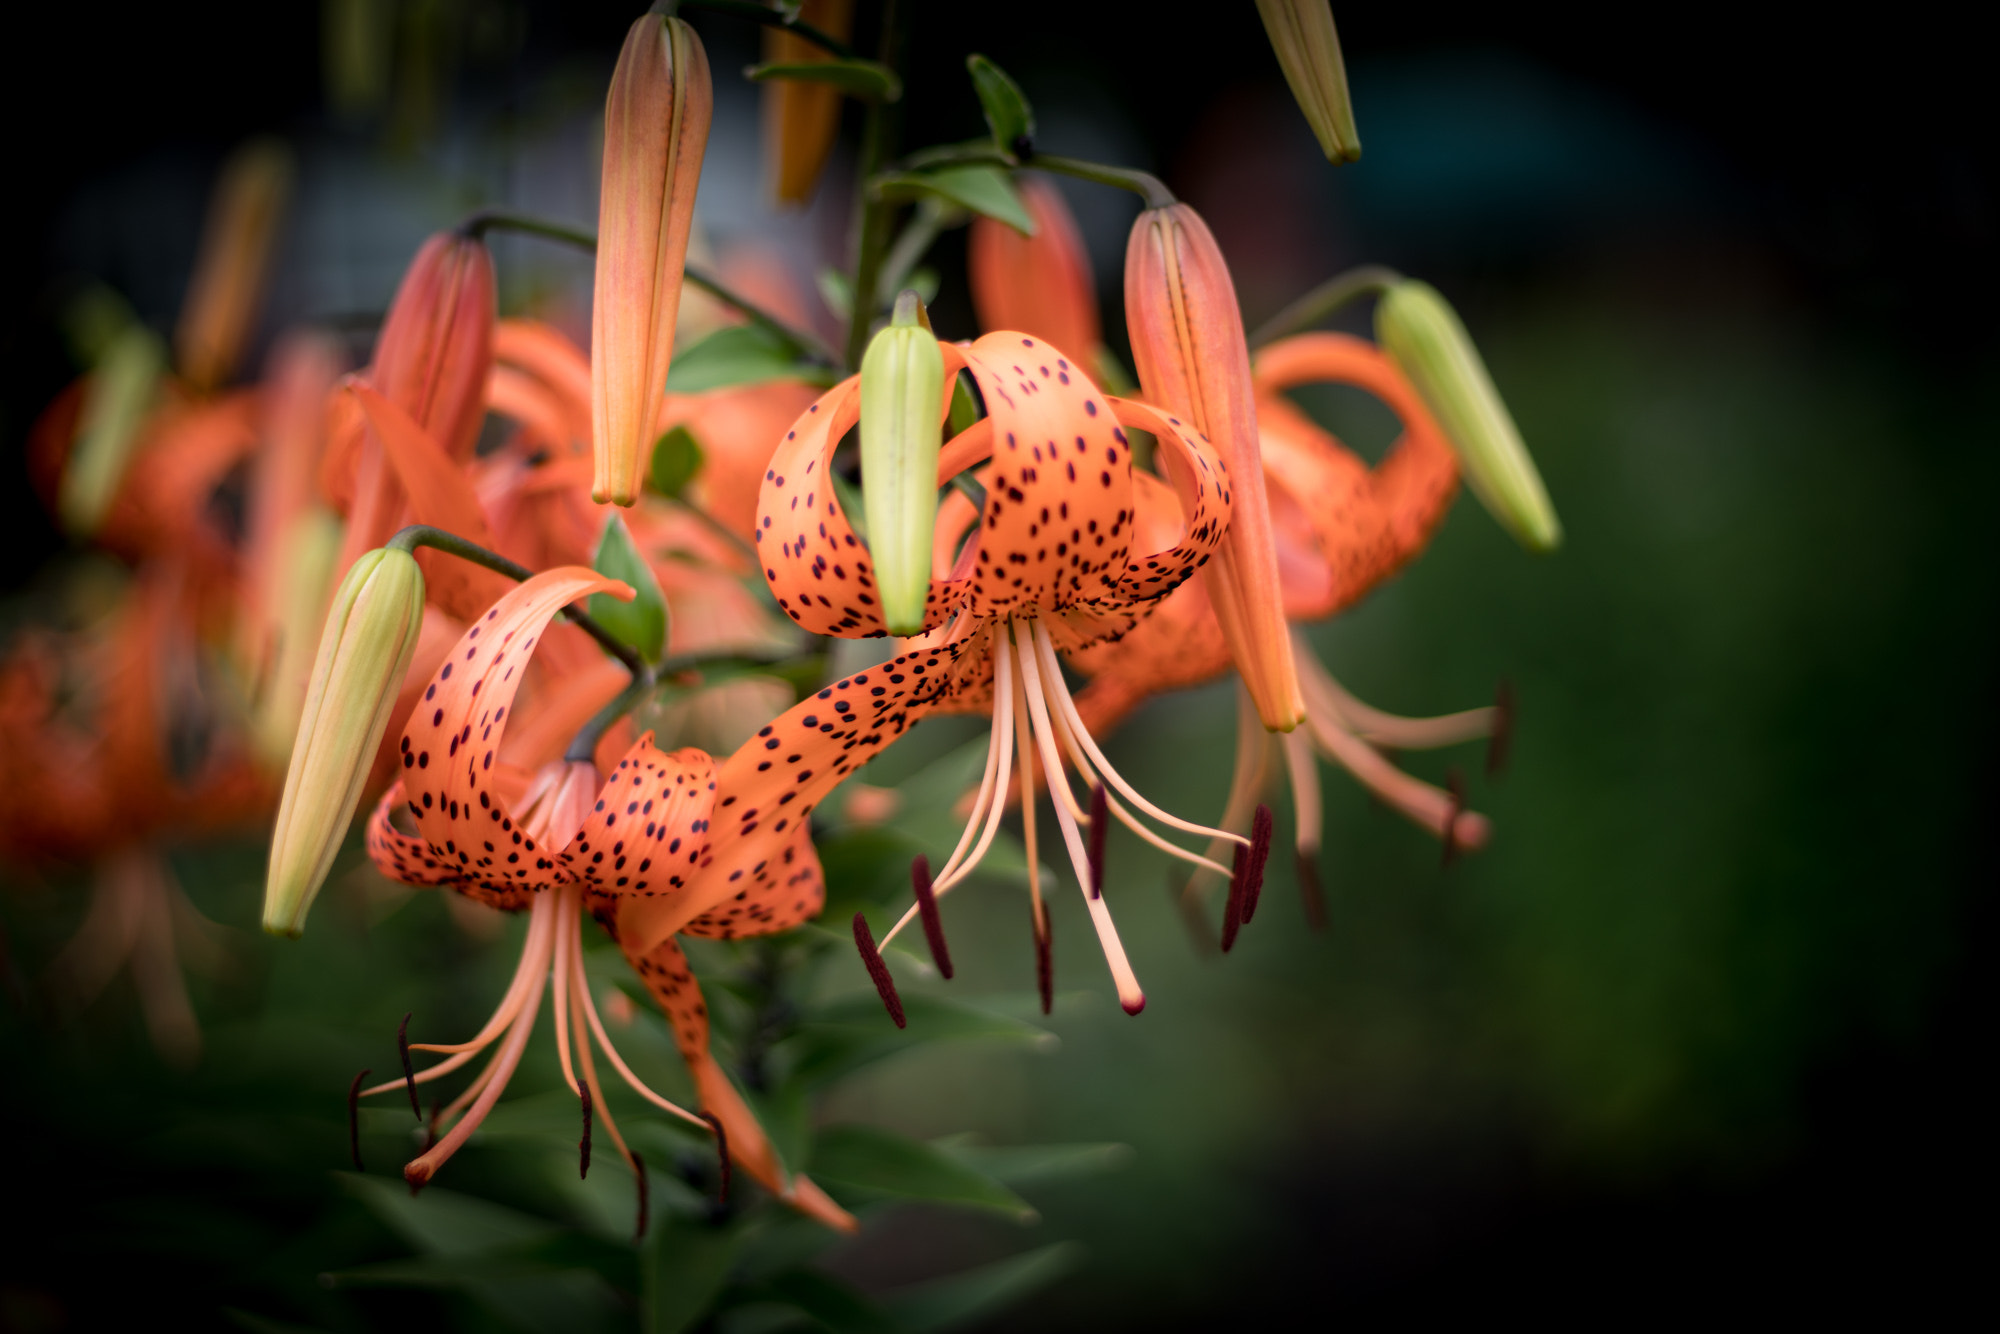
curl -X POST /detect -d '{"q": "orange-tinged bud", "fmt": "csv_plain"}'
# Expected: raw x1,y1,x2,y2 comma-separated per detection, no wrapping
338,231,496,573
1255,0,1360,164
1125,204,1304,731
263,546,426,936
175,138,294,392
969,177,1100,361
593,13,713,507
763,0,854,205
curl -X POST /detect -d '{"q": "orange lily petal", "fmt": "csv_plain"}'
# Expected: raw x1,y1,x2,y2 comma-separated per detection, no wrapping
395,567,631,895
969,178,1101,360
762,0,855,205
564,734,717,908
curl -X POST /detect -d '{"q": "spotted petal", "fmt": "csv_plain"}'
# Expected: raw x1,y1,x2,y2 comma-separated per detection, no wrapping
396,568,632,894
564,732,716,916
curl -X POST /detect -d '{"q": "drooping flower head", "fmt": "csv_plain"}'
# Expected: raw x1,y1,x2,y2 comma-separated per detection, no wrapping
751,329,1253,1014
357,568,852,1231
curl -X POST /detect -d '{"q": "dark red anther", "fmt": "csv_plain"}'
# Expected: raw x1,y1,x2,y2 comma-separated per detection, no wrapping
701,1111,731,1204
632,1151,650,1241
852,912,905,1028
579,1083,593,1180
1086,783,1108,899
1239,805,1273,924
911,856,954,979
1296,848,1327,932
1220,841,1248,953
347,1069,370,1171
1442,767,1467,867
397,1012,421,1119
1487,679,1514,778
1033,907,1054,1015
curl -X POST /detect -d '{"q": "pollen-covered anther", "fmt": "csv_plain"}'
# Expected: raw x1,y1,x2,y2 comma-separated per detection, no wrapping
852,912,906,1028
1238,805,1274,924
1220,842,1248,954
911,855,953,980
700,1111,731,1204
579,1082,593,1180
1033,907,1054,1016
397,1012,421,1119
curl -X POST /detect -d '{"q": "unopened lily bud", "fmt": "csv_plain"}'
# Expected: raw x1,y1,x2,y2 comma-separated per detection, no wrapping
1375,280,1561,552
969,177,1100,361
370,232,495,463
176,138,294,392
1125,204,1304,731
860,293,945,636
763,0,854,205
59,322,166,538
251,506,344,770
1255,0,1360,164
263,546,425,936
593,12,713,506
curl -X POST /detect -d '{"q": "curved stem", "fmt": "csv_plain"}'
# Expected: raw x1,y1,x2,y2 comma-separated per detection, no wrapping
1247,263,1405,350
1029,154,1176,210
386,525,644,676
455,210,837,367
673,0,858,59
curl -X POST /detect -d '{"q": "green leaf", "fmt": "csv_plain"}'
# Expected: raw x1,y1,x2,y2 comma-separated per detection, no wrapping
665,324,837,395
757,1270,896,1334
877,167,1035,237
947,371,981,438
817,268,852,322
591,512,669,663
645,1217,748,1334
931,1137,1133,1187
744,59,902,103
884,1242,1085,1332
338,1173,557,1257
783,992,1055,1089
808,1125,1035,1220
966,55,1034,152
649,425,705,499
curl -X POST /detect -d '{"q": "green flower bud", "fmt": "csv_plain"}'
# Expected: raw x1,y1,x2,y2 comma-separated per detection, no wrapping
263,546,426,936
859,293,945,636
60,322,166,538
1255,0,1360,164
1376,280,1561,552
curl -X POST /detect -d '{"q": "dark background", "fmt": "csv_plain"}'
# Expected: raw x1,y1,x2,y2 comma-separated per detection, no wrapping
2,1,1992,1325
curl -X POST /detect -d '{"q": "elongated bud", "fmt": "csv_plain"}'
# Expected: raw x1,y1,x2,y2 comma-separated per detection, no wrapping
859,293,945,635
1255,0,1360,163
1375,280,1561,552
176,138,294,392
263,547,425,936
370,233,495,462
251,506,344,768
59,322,166,538
593,12,713,506
1125,205,1304,731
969,177,1100,360
763,0,854,204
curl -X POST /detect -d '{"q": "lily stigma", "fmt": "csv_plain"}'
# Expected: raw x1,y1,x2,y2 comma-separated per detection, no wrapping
755,329,1272,1017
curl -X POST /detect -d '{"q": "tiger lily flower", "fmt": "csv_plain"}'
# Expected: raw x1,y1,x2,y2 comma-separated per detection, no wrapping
1069,332,1509,926
592,10,712,506
744,331,1253,1016
356,568,852,1231
1126,203,1306,732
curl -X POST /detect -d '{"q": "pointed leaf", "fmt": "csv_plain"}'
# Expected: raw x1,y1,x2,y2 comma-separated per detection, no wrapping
883,1243,1085,1332
664,325,838,395
783,992,1055,1089
932,1138,1133,1187
877,168,1035,237
809,1125,1035,1220
338,1173,557,1256
648,424,705,499
591,512,669,662
745,59,902,102
966,55,1034,152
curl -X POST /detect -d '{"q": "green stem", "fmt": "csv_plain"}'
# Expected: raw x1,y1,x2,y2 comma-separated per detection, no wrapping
873,198,955,306
1029,154,1177,210
456,209,838,367
844,0,904,368
385,525,644,676
672,0,858,59
1247,264,1405,350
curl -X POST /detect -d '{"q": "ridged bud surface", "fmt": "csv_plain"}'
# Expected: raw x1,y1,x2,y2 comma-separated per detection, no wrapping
859,318,946,635
263,547,425,935
593,14,713,505
1255,0,1361,163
